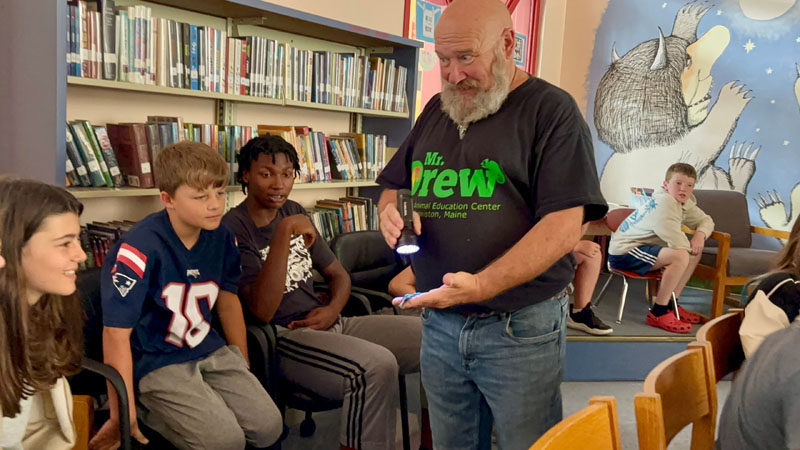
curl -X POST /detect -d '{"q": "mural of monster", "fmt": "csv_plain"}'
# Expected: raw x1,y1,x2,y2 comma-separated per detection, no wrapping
593,2,759,205
756,65,800,233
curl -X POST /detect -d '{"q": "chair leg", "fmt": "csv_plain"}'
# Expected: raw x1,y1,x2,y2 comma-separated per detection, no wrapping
399,375,410,450
671,292,679,321
593,272,615,306
711,279,726,319
617,276,629,324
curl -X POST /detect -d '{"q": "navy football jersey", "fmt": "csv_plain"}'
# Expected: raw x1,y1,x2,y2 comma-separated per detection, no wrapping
101,210,242,381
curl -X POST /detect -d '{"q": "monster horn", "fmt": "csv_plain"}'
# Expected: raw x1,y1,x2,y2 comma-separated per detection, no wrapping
650,27,667,71
611,44,620,63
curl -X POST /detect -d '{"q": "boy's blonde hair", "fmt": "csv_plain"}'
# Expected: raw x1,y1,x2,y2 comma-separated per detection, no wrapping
154,141,229,195
664,163,697,183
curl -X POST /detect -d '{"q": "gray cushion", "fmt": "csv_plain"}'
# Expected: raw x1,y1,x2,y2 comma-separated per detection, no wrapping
693,190,752,248
700,247,778,276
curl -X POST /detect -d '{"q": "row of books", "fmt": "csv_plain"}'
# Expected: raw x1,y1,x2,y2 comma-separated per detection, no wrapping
310,197,378,242
257,125,387,183
66,1,408,112
78,220,135,270
66,117,388,189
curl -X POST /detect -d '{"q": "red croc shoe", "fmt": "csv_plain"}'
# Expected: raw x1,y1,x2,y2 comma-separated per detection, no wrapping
646,311,692,334
675,305,704,324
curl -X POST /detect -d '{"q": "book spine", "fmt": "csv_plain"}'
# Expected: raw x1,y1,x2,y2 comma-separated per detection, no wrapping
79,121,114,187
99,0,116,79
68,123,105,187
189,24,199,90
93,125,125,186
65,125,92,186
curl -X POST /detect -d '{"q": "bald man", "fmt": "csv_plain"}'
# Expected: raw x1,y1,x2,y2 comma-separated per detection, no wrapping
376,0,607,448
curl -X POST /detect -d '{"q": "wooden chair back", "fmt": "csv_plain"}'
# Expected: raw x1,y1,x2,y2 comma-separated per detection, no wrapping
530,396,621,450
695,309,745,382
604,208,634,233
634,341,717,450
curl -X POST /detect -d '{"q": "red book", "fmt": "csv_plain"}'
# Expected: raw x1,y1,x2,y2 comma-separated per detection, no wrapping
106,123,156,188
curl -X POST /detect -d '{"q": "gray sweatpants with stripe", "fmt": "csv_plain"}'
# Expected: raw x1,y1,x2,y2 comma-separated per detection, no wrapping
277,314,421,450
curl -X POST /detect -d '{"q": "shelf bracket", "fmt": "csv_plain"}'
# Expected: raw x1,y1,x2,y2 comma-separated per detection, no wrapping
230,16,269,37
366,47,395,56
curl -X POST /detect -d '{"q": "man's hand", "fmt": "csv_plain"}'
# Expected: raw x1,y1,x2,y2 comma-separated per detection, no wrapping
279,214,316,248
379,202,421,248
689,231,706,256
287,305,339,330
392,272,484,309
89,417,149,450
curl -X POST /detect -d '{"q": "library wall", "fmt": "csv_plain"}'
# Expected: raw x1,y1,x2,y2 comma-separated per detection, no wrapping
264,0,404,37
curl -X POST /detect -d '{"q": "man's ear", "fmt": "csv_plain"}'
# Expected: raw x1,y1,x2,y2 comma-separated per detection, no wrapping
502,27,515,59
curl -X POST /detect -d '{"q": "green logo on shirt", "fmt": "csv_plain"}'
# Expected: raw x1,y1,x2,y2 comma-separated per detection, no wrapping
411,152,506,198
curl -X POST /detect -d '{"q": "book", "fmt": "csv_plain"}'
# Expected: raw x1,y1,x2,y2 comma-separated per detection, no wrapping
68,122,106,187
106,123,155,188
65,126,92,186
98,0,117,79
92,124,125,187
73,120,114,187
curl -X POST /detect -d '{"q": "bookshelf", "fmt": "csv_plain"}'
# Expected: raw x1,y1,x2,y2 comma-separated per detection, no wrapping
69,180,379,199
3,0,420,222
68,77,409,118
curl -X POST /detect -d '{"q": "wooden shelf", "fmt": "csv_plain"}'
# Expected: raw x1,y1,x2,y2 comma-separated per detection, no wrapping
147,0,423,49
68,77,409,118
69,181,377,198
68,76,283,105
282,99,408,118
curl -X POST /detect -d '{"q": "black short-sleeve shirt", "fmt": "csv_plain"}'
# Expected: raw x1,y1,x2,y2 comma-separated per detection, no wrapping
377,76,607,313
222,201,336,326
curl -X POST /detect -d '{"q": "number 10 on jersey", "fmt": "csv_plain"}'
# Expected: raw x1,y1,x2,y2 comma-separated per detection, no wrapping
162,282,219,348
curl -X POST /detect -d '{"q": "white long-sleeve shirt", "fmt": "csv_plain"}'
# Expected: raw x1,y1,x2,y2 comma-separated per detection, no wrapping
609,188,714,255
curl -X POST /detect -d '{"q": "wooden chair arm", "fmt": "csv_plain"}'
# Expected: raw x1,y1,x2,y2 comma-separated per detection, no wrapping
72,395,93,450
751,225,790,240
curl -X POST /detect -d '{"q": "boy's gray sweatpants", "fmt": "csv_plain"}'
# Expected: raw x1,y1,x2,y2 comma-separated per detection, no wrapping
137,345,283,450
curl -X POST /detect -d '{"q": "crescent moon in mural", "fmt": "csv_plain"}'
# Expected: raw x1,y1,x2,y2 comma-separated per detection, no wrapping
739,0,796,21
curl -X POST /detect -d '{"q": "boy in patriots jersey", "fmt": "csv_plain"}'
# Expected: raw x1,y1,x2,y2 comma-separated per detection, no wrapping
90,142,282,450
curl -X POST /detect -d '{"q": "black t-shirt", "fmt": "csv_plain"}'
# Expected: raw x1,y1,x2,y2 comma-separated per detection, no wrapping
377,76,607,313
222,201,336,326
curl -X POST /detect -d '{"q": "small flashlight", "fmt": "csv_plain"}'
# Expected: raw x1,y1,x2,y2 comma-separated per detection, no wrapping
396,189,419,255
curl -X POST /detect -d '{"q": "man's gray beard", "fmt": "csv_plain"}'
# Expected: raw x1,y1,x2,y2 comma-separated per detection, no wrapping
440,48,512,128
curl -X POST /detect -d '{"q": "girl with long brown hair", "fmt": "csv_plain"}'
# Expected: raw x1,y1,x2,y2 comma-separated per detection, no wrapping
0,178,87,449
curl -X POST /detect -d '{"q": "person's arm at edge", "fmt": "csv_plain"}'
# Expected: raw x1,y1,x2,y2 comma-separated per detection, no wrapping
216,290,249,364
389,266,416,297
240,220,296,323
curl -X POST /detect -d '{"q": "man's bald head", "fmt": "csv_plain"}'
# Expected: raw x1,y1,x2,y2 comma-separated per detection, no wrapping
436,0,513,45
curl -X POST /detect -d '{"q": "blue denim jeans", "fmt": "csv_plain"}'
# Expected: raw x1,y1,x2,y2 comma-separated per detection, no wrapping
420,291,568,450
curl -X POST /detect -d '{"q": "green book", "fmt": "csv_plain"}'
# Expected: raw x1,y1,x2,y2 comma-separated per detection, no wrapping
71,121,113,187
88,123,125,187
68,123,106,187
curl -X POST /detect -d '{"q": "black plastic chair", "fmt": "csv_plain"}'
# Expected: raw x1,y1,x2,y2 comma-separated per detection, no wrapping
330,230,408,312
